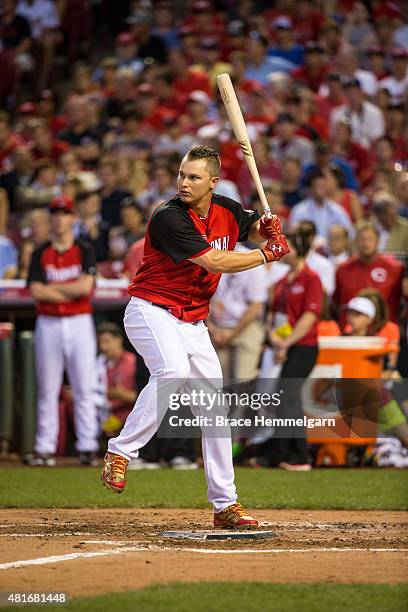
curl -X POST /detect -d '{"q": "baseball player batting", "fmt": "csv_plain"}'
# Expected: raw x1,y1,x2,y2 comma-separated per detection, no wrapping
102,145,289,529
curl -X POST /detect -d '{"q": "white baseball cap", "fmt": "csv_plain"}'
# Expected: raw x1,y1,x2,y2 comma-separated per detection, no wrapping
346,297,376,319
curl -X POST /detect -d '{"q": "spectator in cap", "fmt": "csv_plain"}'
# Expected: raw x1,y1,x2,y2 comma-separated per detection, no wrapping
37,89,68,136
291,42,329,92
113,32,144,78
289,169,354,242
185,90,213,131
268,16,304,67
0,112,24,171
380,48,408,100
372,191,408,258
330,77,385,147
192,37,232,90
30,120,71,164
245,31,295,85
334,221,403,326
269,112,315,165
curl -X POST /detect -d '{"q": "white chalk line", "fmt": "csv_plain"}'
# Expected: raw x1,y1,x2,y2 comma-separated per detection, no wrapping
0,532,94,538
1,545,408,570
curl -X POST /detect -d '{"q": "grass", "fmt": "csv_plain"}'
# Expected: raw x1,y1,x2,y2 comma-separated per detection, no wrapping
0,467,407,510
7,583,408,612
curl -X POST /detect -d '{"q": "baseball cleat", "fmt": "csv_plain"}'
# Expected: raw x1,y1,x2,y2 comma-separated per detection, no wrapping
214,503,258,529
101,452,128,493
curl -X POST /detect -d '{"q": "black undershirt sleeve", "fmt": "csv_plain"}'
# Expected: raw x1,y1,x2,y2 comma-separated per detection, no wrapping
149,208,211,264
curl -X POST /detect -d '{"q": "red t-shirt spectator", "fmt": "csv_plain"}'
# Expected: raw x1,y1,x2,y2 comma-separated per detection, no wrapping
106,350,137,424
272,265,323,346
334,254,403,326
123,237,145,278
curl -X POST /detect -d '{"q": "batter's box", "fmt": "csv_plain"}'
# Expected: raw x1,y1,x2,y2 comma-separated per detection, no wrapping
159,530,278,540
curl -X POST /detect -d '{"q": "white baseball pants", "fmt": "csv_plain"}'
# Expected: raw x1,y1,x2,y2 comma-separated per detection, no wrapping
34,313,99,454
108,297,238,512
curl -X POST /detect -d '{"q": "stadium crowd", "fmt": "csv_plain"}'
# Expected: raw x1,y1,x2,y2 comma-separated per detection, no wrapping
0,0,407,469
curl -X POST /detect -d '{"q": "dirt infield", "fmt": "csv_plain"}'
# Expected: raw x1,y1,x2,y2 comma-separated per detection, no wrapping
1,509,407,597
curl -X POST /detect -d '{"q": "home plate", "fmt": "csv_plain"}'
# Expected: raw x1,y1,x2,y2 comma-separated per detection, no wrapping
159,530,278,540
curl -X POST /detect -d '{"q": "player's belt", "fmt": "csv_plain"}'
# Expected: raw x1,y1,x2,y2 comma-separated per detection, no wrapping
150,302,203,325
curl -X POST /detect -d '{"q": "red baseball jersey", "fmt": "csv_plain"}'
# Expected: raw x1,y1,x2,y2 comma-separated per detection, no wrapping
334,254,403,326
27,239,96,316
272,265,323,346
128,194,259,322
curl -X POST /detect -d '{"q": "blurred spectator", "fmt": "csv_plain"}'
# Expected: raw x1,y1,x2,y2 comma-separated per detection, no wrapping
37,88,68,135
396,171,408,219
59,0,93,68
17,207,50,278
335,50,378,97
269,112,314,165
372,192,408,258
374,136,398,176
323,165,363,223
167,48,211,97
70,61,100,97
380,48,408,101
291,41,328,93
112,31,144,78
295,220,335,297
0,112,24,171
151,1,179,50
268,16,304,67
328,225,351,267
126,10,167,63
208,243,268,382
0,0,32,103
366,46,388,82
58,150,99,192
330,119,375,188
0,188,8,234
330,77,384,147
96,57,118,97
317,73,346,122
98,158,132,227
286,89,328,142
334,221,404,325
16,0,61,91
185,90,212,132
116,155,149,197
74,190,110,262
58,96,101,165
123,236,145,279
30,119,71,163
138,163,175,210
239,138,280,201
250,181,290,225
17,161,60,211
152,115,195,159
109,196,145,261
192,37,232,89
0,146,34,212
289,169,354,241
245,31,294,84
281,156,304,208
96,322,137,436
0,228,18,278
343,2,377,57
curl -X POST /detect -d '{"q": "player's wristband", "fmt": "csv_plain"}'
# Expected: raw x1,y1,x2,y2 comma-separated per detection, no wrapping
259,249,268,264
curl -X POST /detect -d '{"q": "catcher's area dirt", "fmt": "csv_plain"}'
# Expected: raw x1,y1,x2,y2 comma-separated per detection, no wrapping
1,509,407,597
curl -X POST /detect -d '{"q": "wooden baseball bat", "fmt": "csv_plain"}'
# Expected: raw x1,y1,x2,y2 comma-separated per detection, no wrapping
216,72,271,215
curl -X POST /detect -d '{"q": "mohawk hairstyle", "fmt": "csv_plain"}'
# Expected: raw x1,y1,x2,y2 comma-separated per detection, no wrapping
185,145,221,177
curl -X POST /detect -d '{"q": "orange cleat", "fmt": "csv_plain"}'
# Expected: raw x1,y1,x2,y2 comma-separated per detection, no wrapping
101,452,128,494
